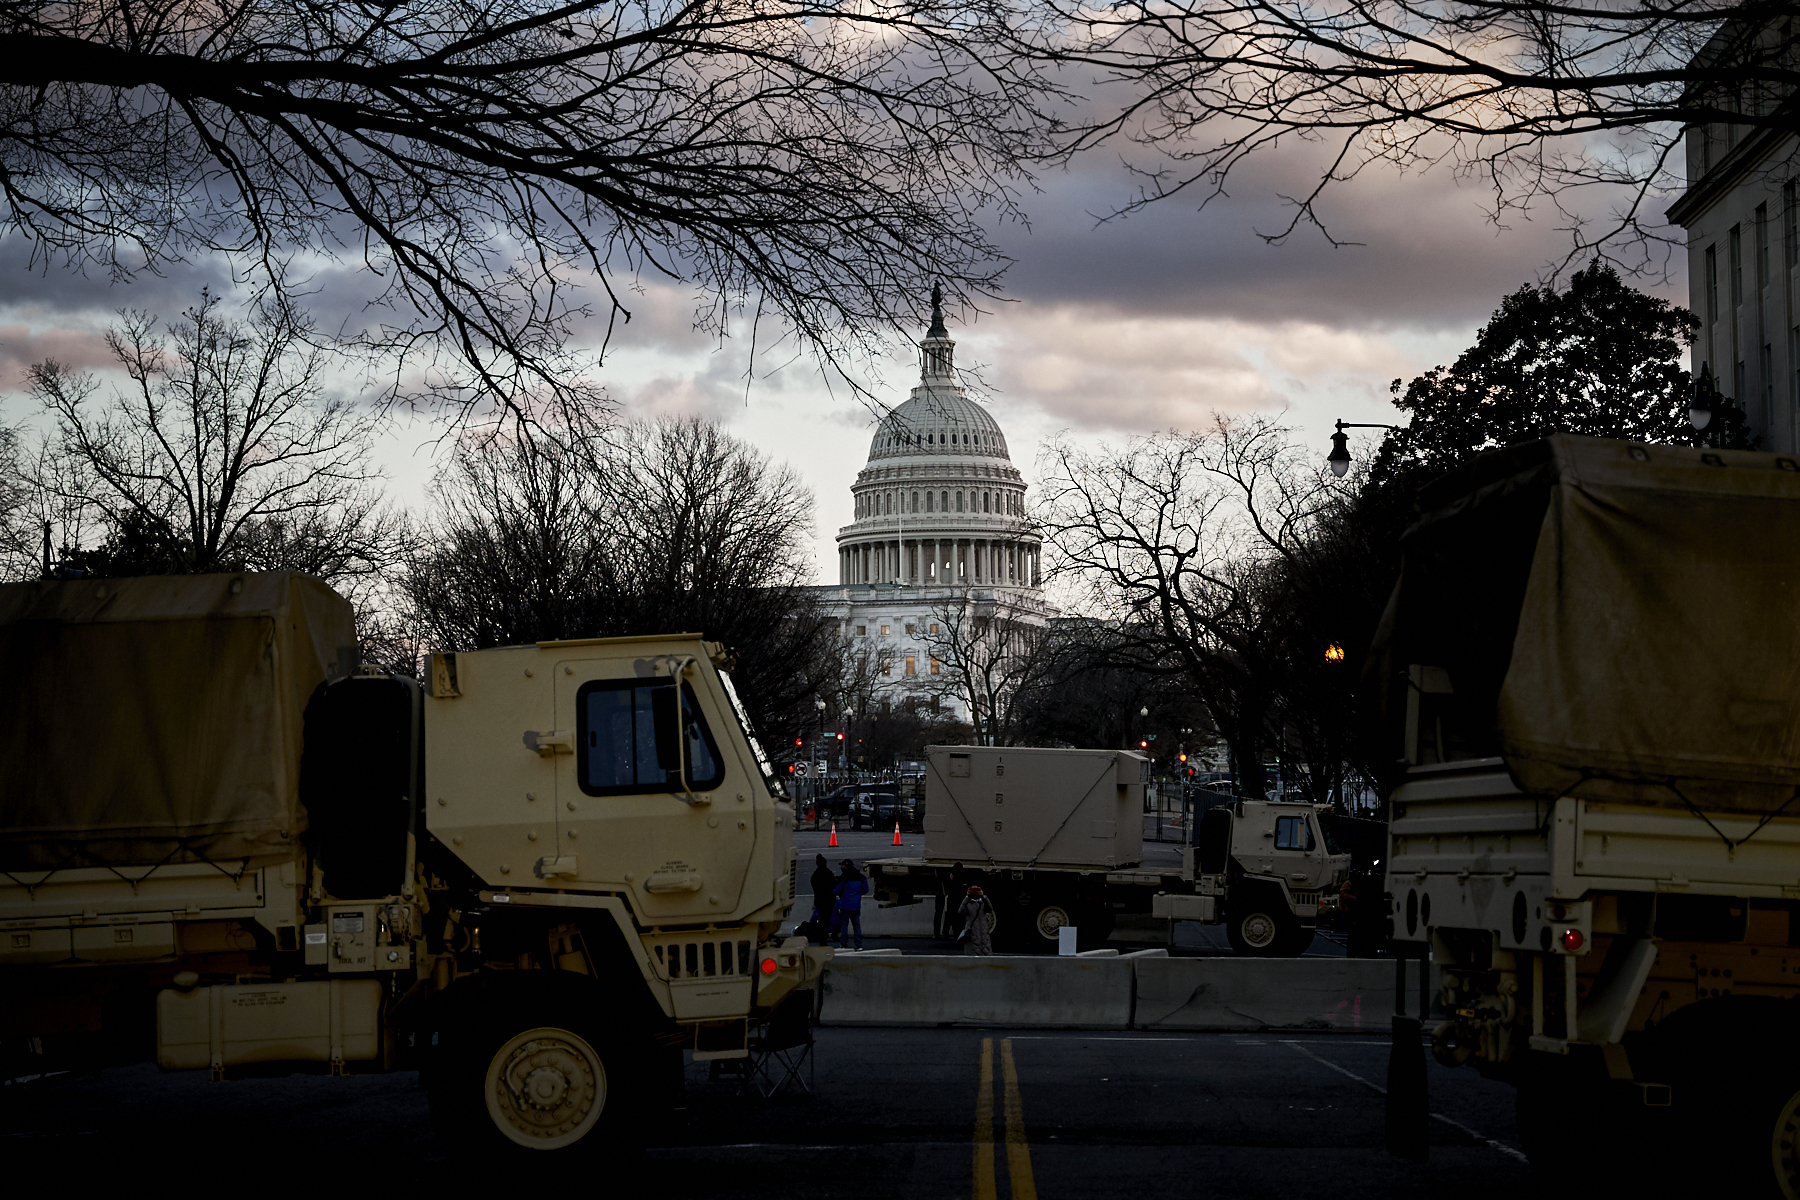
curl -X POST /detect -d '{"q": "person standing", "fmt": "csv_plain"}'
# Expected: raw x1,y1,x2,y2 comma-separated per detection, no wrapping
833,859,869,951
808,853,836,935
958,885,994,956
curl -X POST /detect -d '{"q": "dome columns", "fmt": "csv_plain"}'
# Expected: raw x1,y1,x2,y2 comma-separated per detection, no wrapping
837,535,1040,587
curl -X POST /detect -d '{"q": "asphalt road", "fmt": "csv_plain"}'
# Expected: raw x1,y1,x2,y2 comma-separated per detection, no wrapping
3,1029,1531,1196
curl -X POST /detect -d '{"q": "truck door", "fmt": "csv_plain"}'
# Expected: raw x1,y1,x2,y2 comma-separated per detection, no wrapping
555,659,757,921
1272,813,1326,890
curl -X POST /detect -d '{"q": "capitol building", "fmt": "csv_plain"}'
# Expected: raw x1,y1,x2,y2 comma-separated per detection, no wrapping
812,291,1049,721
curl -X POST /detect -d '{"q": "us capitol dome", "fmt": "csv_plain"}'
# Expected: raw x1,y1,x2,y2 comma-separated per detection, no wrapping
813,288,1048,721
834,288,1043,591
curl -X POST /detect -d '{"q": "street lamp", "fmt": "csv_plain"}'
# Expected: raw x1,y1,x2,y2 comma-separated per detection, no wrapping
1326,419,1402,478
1690,362,1718,432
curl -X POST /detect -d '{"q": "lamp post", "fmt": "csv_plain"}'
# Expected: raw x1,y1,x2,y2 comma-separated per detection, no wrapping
1326,419,1402,478
1690,362,1718,433
813,697,827,818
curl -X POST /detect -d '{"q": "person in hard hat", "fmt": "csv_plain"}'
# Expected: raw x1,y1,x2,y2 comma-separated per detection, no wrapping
832,859,870,951
958,885,995,956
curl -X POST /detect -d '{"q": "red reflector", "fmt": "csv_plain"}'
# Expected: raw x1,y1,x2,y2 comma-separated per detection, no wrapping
1560,928,1584,952
760,957,778,975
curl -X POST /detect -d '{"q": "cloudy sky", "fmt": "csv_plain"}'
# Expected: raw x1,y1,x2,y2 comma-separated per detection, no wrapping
0,129,1686,584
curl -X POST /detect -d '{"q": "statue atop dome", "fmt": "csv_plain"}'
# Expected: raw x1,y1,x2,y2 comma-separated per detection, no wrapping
927,282,948,340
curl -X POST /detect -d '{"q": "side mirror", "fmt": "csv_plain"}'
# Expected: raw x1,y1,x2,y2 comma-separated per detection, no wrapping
651,686,683,773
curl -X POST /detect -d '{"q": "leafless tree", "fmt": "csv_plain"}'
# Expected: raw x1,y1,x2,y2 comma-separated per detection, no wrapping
1070,1,1795,264
1035,414,1341,796
24,289,405,593
403,417,837,737
0,0,1078,427
916,589,1049,745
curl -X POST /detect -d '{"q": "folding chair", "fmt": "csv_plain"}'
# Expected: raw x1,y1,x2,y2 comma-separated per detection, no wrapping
746,989,817,1097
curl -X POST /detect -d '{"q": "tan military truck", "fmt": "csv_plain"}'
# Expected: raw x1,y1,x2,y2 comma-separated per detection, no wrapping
0,572,826,1159
867,745,1347,953
1374,435,1800,1193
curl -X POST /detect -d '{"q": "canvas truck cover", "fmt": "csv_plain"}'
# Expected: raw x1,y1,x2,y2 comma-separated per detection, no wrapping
0,572,356,870
1367,434,1800,815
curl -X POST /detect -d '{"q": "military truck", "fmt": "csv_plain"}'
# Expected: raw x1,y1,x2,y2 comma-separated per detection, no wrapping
867,745,1348,953
1373,436,1800,1193
0,572,825,1159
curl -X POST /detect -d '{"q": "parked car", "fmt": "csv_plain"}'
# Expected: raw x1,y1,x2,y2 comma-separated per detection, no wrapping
815,786,858,821
850,788,900,829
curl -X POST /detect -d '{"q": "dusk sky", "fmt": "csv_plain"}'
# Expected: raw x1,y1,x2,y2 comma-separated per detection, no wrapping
0,134,1686,584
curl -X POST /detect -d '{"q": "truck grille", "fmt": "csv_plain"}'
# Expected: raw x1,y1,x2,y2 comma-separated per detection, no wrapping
789,857,798,902
1290,890,1321,908
654,938,753,980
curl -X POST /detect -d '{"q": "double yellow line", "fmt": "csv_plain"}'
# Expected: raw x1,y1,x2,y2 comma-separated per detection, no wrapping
973,1037,1037,1200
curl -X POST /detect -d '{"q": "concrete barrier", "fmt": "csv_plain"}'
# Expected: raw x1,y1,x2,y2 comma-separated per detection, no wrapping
1132,957,1440,1032
820,954,1134,1029
818,953,1438,1031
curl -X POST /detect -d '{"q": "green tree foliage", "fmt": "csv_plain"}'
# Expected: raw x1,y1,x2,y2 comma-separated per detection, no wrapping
1371,263,1751,495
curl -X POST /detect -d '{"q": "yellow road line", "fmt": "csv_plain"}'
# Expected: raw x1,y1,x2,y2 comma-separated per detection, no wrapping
999,1039,1038,1200
974,1037,997,1200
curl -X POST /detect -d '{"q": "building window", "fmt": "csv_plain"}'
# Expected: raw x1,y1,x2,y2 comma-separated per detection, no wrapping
905,655,916,676
956,492,964,512
912,491,919,513
1764,343,1774,415
905,623,915,636
881,624,890,635
1731,224,1743,306
926,492,934,512
929,656,941,675
882,655,893,677
930,623,940,634
983,491,991,512
941,491,949,510
1787,183,1798,269
1758,203,1770,289
1736,359,1747,400
1707,245,1718,322
856,625,866,637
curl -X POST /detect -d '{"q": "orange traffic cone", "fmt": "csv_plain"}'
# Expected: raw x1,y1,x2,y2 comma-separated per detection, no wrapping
893,822,903,846
829,823,838,847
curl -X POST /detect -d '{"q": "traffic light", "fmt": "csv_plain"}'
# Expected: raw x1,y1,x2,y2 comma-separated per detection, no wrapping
1183,765,1198,781
835,732,844,741
1138,738,1148,749
794,736,803,746
1178,752,1188,763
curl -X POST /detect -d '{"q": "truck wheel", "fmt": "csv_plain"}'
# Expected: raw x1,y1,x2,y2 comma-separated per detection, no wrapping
1225,904,1293,957
1652,996,1800,1197
430,978,647,1160
1024,899,1076,950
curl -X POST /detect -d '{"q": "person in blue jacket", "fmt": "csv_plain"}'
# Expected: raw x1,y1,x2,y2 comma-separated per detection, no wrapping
833,860,869,951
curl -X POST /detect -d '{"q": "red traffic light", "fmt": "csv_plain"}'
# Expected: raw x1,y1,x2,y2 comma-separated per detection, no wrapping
795,737,803,746
836,732,844,741
1138,739,1148,749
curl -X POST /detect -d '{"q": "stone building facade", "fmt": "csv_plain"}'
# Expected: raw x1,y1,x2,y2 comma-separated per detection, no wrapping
1668,25,1800,451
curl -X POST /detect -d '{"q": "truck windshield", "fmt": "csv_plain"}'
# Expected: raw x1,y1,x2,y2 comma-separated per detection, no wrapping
717,670,778,792
1316,816,1345,856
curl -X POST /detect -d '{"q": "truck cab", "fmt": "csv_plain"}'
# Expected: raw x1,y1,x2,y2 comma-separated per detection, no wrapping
1172,800,1349,954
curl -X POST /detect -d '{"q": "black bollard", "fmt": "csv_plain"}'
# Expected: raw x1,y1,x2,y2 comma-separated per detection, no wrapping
1385,947,1430,1161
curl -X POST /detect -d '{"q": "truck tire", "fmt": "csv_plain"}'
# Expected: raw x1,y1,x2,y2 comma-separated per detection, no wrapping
1021,897,1076,951
430,975,651,1160
1650,996,1800,1198
1225,901,1295,957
